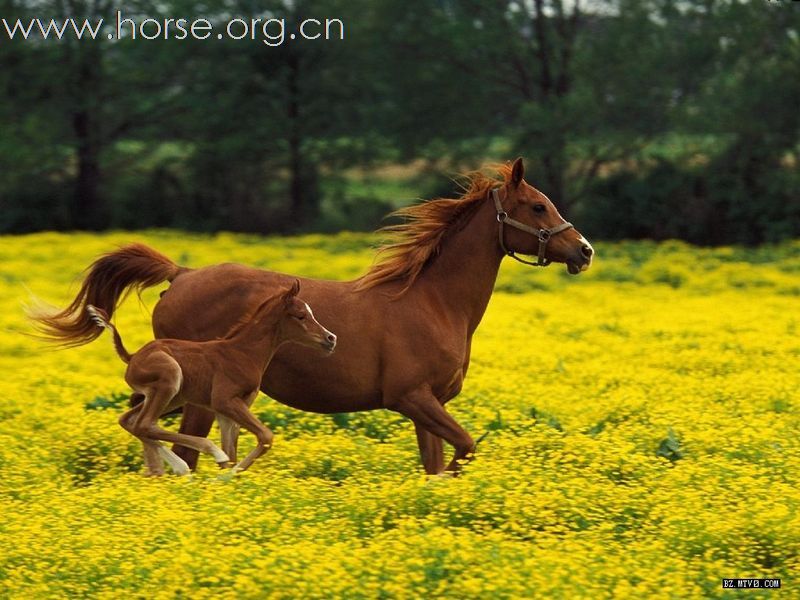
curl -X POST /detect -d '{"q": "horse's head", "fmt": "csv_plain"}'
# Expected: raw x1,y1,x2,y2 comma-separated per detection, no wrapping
278,280,337,353
495,158,593,274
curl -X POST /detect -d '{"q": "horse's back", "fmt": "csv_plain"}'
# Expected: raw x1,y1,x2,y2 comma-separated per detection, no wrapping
153,262,387,413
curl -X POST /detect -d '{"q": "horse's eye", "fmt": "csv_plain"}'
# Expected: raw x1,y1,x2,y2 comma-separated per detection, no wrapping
533,204,546,214
296,314,306,320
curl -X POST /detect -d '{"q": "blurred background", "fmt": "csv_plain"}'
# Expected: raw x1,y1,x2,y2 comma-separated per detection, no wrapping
1,0,798,244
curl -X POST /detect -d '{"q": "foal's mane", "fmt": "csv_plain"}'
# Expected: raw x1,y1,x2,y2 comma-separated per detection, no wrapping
356,164,512,293
223,293,282,339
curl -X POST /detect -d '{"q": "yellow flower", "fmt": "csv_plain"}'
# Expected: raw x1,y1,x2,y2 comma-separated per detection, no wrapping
0,232,798,597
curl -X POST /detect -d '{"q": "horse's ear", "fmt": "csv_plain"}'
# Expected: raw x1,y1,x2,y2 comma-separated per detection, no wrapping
511,157,525,187
283,279,301,304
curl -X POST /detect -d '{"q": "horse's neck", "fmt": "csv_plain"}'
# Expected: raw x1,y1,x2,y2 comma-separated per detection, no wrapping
416,197,504,335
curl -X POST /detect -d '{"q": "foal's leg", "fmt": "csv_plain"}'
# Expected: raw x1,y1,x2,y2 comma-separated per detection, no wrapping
136,395,230,468
214,396,274,473
121,397,189,476
172,405,216,471
119,403,165,476
217,415,240,466
391,387,475,473
129,357,229,471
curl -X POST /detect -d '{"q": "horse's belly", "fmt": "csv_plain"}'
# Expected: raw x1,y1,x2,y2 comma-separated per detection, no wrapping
261,345,383,413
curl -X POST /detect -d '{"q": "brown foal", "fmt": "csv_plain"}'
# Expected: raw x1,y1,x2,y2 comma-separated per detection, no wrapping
87,280,336,475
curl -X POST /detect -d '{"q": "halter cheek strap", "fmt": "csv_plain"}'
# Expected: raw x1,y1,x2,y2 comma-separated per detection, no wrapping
491,187,574,267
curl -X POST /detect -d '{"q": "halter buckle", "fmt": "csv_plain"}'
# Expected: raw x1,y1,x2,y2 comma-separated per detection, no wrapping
496,211,508,223
538,230,551,242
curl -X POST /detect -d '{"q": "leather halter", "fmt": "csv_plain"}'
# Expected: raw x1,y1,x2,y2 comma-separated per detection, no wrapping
491,187,574,267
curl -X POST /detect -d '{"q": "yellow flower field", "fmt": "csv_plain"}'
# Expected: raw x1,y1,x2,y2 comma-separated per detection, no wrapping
1,232,798,598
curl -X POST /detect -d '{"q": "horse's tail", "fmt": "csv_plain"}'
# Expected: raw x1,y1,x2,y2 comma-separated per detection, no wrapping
28,243,185,347
86,305,132,364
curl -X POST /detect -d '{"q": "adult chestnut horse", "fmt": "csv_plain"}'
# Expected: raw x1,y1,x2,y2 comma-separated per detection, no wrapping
35,159,593,474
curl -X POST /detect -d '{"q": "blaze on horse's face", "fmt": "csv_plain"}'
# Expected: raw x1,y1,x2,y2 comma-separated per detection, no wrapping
501,158,594,274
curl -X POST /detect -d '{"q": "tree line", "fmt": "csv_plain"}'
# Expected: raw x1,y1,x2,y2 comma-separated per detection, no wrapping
1,0,798,244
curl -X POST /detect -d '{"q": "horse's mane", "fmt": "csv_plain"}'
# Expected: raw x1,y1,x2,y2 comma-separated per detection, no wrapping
356,164,512,293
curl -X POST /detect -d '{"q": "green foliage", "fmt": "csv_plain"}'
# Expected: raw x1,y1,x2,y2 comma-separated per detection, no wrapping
0,0,798,243
529,407,563,432
63,438,143,485
84,392,130,412
656,429,684,463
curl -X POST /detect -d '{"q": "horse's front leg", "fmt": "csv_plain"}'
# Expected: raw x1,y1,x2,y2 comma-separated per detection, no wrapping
414,423,444,475
391,386,474,474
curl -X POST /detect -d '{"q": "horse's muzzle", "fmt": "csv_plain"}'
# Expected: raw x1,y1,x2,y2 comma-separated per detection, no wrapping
566,242,593,275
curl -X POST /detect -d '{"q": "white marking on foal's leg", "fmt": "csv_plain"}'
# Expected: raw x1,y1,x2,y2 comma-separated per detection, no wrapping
210,445,230,464
157,446,191,476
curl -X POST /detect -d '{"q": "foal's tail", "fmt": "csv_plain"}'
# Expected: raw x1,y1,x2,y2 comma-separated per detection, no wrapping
86,305,132,364
28,243,185,347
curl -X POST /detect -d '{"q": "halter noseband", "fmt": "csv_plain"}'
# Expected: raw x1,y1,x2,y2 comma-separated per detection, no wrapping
491,187,574,267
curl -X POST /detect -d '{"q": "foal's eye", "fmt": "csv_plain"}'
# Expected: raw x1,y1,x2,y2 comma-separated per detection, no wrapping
533,204,546,214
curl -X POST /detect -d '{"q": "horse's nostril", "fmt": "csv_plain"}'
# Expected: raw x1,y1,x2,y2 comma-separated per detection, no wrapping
327,334,336,343
581,244,593,259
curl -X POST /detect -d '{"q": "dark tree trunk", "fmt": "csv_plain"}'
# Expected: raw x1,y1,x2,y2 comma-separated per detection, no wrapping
287,53,319,229
70,40,105,230
527,0,578,211
73,109,102,229
542,152,565,206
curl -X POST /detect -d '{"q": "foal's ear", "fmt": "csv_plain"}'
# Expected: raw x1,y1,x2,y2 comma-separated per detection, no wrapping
511,157,525,187
283,279,301,304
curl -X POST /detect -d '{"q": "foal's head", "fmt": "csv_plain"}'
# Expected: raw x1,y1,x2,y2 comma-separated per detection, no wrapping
498,158,594,274
271,280,337,353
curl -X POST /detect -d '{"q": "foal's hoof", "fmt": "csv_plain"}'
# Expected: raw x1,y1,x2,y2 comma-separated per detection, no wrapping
170,461,191,477
211,448,230,464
